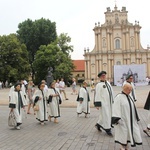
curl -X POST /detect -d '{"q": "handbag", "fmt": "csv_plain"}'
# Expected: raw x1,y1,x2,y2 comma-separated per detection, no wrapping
33,104,39,111
47,96,52,104
8,111,17,127
59,98,62,104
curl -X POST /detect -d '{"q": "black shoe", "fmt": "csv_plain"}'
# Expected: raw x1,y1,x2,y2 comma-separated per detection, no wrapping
95,124,102,132
66,98,69,100
106,131,113,136
143,130,150,137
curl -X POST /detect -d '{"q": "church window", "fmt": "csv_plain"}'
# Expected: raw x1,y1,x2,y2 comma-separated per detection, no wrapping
115,39,120,49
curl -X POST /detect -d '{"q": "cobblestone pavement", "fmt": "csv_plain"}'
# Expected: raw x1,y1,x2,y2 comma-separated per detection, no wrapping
0,106,150,150
0,85,149,150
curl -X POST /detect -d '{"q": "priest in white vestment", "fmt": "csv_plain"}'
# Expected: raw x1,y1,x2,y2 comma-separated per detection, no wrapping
47,81,62,123
9,83,27,130
143,91,150,137
112,83,142,150
33,82,48,125
76,81,90,118
123,74,137,102
94,71,114,136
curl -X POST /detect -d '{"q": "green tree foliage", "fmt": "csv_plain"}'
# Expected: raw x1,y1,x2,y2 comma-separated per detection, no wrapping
33,42,74,83
17,18,57,74
57,33,73,55
0,34,30,83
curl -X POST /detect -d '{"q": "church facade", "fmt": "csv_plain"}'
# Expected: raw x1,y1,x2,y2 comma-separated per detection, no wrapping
84,6,150,85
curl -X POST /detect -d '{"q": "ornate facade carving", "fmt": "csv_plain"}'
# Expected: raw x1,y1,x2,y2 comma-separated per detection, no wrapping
84,5,150,83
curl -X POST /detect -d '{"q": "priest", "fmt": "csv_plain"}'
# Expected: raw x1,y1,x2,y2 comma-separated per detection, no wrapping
123,74,137,101
94,71,114,136
112,83,142,149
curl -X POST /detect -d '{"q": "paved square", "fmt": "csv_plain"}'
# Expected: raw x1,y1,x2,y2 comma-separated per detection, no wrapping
0,85,150,150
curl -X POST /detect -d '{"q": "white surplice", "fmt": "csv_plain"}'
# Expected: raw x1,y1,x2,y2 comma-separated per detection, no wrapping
33,89,48,122
47,88,62,118
77,87,90,114
9,91,27,123
123,81,136,101
112,92,142,147
94,81,114,130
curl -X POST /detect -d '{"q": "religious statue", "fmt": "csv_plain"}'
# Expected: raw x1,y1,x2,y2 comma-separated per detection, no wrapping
46,67,54,87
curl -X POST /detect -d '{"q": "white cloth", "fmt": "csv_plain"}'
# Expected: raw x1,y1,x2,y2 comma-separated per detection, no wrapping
77,87,90,114
9,91,27,123
23,80,28,85
47,88,62,118
123,81,136,101
59,81,65,90
9,86,15,99
44,84,48,92
9,85,27,102
55,82,60,88
33,89,48,122
94,81,114,130
147,111,150,128
112,93,142,146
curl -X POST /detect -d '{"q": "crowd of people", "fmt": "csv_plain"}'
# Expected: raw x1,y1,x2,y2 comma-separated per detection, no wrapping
7,72,150,150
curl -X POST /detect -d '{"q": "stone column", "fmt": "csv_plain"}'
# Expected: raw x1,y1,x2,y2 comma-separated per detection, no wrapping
98,33,101,51
107,33,110,50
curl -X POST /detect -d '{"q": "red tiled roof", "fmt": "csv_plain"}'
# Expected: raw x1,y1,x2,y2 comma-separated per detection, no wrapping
73,60,85,71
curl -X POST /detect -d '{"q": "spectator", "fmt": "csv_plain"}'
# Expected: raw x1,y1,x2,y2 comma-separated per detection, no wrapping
55,79,60,92
27,81,35,114
71,78,77,95
5,80,8,88
59,78,68,100
0,81,2,89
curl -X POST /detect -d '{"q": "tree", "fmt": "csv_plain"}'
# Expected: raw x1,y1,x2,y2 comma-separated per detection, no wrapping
33,42,74,83
0,34,30,83
17,18,57,78
57,33,73,55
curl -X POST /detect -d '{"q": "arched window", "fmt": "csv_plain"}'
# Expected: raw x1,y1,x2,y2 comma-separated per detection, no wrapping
115,39,120,49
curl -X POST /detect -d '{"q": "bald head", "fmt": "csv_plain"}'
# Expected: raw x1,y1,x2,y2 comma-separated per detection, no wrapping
123,83,132,95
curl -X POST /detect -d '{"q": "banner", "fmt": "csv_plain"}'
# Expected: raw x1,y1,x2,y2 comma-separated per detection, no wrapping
114,64,147,86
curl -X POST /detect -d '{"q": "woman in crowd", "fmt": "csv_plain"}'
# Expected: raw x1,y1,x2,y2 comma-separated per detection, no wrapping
33,82,48,125
71,78,77,95
76,81,90,118
9,82,27,130
47,81,62,123
27,80,35,114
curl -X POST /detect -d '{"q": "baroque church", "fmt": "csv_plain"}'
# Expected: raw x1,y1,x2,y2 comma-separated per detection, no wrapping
84,5,150,85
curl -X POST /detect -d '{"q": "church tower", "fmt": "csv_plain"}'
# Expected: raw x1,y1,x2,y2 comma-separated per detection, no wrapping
84,5,150,84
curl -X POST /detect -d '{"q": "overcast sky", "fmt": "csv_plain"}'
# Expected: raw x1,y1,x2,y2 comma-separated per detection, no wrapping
0,0,149,60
